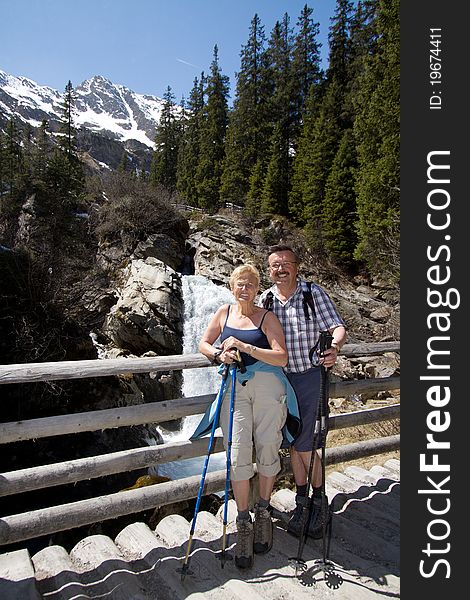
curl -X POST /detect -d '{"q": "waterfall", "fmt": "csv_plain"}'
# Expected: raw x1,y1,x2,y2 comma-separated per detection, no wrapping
181,275,235,402
154,275,234,480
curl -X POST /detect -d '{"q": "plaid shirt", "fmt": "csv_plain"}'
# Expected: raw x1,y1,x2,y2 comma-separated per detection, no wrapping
258,279,345,373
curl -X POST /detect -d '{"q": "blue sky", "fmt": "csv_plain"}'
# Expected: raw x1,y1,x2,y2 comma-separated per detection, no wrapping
1,0,338,101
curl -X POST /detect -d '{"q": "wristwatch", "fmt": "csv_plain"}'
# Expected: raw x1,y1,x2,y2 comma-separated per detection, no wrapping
211,349,223,365
331,342,341,353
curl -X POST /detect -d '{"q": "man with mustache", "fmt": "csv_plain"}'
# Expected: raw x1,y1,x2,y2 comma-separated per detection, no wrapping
259,245,347,538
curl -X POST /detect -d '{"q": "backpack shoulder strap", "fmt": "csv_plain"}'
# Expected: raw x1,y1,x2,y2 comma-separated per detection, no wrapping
301,281,316,321
262,290,274,311
263,284,316,320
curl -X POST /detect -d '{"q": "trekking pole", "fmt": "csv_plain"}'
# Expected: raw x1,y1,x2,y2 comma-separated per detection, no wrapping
220,363,238,567
219,348,245,565
306,335,343,590
179,364,230,581
289,332,332,575
318,349,333,566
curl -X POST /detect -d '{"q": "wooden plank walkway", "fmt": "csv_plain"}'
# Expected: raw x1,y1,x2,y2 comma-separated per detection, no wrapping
0,459,400,599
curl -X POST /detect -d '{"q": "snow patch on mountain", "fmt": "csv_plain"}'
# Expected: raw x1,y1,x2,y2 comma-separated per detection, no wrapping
0,71,63,113
0,69,169,149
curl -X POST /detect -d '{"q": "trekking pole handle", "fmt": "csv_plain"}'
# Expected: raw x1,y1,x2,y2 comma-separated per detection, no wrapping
231,348,246,373
308,331,333,366
319,331,333,356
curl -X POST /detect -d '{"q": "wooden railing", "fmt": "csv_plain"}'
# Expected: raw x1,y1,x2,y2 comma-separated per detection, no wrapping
0,342,400,546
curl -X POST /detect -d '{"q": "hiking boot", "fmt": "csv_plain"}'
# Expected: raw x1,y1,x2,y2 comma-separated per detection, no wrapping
287,498,304,536
253,503,273,554
287,494,330,540
235,517,254,569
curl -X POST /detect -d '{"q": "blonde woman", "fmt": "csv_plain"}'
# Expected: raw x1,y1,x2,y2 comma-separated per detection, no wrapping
194,264,299,569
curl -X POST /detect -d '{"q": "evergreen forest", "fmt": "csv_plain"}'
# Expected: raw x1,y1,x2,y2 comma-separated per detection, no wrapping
0,0,399,281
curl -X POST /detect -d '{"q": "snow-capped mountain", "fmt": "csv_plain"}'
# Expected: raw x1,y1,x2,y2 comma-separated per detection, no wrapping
0,69,170,169
73,75,163,148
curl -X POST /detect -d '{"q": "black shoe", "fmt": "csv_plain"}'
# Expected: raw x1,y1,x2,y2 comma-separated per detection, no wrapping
307,495,331,539
287,494,330,539
287,499,304,536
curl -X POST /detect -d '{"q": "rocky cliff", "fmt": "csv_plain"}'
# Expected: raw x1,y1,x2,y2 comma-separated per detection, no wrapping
186,211,400,344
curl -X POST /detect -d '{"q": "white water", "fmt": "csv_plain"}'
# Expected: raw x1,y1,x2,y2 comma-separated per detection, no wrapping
154,275,234,481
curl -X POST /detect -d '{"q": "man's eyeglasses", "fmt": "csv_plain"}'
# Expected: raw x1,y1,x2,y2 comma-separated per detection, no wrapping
269,261,298,270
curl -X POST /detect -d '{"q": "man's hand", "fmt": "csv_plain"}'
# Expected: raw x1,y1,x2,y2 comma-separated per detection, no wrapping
321,346,338,369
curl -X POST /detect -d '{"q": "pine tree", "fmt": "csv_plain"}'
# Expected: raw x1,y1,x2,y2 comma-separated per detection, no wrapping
196,45,230,212
0,131,7,210
291,4,323,140
151,86,181,192
178,94,187,138
218,111,247,205
353,0,400,277
34,119,50,181
347,0,379,120
350,1,380,71
261,15,294,215
220,14,271,205
245,159,265,216
289,82,339,224
177,75,205,205
324,0,356,131
261,122,290,215
21,123,35,190
58,81,79,160
265,14,294,124
322,128,358,266
289,0,354,227
31,82,87,286
118,151,129,172
50,80,84,203
2,119,24,200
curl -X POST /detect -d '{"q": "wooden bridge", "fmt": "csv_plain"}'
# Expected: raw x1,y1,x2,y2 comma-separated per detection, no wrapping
0,342,400,598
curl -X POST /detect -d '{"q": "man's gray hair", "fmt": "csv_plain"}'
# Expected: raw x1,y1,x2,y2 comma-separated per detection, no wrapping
267,245,299,262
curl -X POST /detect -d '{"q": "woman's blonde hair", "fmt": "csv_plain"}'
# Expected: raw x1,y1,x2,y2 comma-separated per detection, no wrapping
229,264,260,290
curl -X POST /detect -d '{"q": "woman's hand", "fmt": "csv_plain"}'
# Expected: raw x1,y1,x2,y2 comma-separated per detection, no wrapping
221,336,246,355
218,346,239,364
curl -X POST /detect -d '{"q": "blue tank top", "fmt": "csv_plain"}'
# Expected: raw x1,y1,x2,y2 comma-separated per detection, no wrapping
220,306,271,366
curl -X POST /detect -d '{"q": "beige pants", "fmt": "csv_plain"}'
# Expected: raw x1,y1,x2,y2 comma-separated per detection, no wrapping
220,372,287,481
